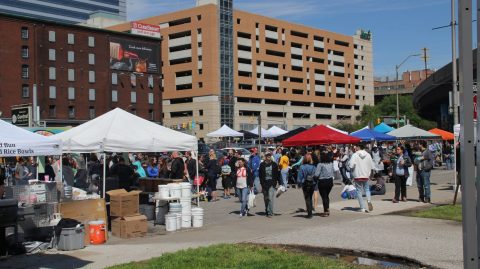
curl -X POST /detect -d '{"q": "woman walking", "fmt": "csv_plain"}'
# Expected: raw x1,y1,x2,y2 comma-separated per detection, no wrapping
315,152,335,216
206,151,220,202
236,158,253,217
392,146,412,203
297,153,317,218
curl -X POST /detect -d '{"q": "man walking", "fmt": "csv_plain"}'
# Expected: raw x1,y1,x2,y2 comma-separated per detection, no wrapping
170,152,185,179
248,148,261,194
259,152,280,218
349,144,374,213
416,141,434,203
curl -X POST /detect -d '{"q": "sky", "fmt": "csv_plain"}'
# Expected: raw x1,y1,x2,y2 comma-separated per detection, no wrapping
127,0,459,79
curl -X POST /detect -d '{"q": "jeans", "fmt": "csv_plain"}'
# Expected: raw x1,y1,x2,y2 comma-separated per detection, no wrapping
394,175,407,200
302,180,315,216
417,170,432,200
254,176,262,194
263,186,275,216
281,168,289,188
318,178,333,212
237,187,249,216
445,158,454,170
354,180,371,210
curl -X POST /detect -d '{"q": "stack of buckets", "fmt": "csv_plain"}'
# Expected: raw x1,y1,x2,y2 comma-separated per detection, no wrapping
164,182,204,232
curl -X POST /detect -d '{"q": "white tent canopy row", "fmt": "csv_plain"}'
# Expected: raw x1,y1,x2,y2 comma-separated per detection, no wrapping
267,126,288,137
54,108,198,153
207,125,243,137
0,119,62,157
387,124,441,140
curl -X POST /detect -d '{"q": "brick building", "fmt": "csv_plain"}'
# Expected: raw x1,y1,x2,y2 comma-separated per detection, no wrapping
374,69,434,103
109,0,374,138
0,13,162,126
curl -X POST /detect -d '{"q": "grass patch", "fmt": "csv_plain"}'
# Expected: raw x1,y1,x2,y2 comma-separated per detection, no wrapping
409,204,462,222
106,244,370,269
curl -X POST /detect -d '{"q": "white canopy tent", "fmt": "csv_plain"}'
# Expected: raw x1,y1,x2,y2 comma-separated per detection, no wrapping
54,108,198,198
387,124,441,140
267,126,288,137
326,125,349,135
249,126,275,138
207,125,244,137
0,119,62,157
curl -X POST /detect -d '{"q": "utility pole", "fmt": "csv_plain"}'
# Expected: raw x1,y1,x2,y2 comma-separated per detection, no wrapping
257,114,262,154
421,47,429,79
458,0,478,267
451,0,459,125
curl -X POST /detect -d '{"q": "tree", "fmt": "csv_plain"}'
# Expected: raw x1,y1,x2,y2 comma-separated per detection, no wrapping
359,95,436,130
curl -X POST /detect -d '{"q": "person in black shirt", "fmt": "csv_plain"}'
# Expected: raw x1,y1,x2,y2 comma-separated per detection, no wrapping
110,157,134,191
170,151,185,179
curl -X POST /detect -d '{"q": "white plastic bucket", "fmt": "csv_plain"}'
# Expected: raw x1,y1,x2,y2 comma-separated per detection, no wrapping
180,183,192,198
168,183,181,198
165,214,177,232
191,207,204,228
175,213,181,229
182,213,192,228
158,185,169,198
169,202,182,214
180,198,191,214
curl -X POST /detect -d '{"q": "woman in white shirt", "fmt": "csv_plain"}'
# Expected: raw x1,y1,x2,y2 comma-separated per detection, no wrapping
236,159,253,217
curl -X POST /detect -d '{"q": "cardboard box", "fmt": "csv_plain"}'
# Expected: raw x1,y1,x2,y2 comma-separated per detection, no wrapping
59,199,108,245
107,189,141,217
111,214,147,239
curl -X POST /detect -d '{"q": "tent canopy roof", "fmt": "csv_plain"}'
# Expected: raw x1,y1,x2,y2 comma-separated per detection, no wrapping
326,125,348,135
282,125,360,146
350,128,397,142
249,126,275,138
267,126,288,137
274,127,307,141
54,108,198,153
387,124,441,140
429,128,454,141
374,122,395,133
0,119,62,156
207,125,243,137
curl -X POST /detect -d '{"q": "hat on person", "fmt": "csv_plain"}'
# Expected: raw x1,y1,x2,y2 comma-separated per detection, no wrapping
265,152,272,157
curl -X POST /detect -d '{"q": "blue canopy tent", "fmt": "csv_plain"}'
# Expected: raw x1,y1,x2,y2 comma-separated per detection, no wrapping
373,122,395,134
350,128,397,142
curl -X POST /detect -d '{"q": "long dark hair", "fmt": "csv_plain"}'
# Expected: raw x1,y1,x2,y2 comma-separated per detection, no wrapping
320,151,333,163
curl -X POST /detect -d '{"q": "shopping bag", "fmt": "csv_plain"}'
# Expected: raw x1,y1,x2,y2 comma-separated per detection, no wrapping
248,190,256,209
406,167,414,186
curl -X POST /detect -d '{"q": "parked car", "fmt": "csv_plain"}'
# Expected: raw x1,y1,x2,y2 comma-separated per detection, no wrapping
221,147,251,161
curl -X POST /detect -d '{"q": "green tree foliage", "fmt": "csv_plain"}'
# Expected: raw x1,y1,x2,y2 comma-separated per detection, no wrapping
358,95,436,130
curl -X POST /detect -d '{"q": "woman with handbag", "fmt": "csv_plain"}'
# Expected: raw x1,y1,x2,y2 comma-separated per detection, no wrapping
206,151,220,202
315,151,335,217
297,153,317,218
236,158,253,217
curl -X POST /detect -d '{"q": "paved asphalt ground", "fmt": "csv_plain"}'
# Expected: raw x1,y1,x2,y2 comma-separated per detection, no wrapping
1,169,461,269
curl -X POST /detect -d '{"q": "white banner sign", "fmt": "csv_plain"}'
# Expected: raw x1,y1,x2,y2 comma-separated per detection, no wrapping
131,21,160,38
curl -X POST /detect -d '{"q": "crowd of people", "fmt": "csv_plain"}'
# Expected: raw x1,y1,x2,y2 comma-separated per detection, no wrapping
0,140,453,219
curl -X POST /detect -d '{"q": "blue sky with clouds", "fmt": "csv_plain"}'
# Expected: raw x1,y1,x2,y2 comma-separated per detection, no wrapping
127,0,458,78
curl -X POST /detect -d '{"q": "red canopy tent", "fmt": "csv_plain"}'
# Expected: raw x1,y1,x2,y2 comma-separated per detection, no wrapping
282,124,361,146
428,128,454,141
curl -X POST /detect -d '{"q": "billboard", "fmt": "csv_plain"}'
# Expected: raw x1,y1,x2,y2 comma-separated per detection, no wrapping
131,21,160,38
11,105,32,127
109,37,159,74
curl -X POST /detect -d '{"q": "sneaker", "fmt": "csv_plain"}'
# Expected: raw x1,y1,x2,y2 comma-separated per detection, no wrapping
367,201,373,211
276,186,285,198
239,213,244,218
360,208,369,213
392,199,399,203
267,214,272,218
401,197,407,202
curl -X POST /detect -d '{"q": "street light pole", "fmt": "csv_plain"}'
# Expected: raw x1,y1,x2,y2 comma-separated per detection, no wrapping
451,0,459,126
395,53,421,128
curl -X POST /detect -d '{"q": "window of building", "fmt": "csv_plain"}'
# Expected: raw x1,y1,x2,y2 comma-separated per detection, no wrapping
21,46,29,59
67,33,74,44
21,27,28,39
68,106,75,118
49,105,56,117
49,86,56,99
88,36,95,47
130,74,136,87
67,51,74,63
198,82,203,88
89,107,95,119
21,65,29,79
49,49,56,61
131,108,137,115
112,73,118,85
199,109,204,116
49,67,56,80
89,88,95,101
112,90,118,102
68,87,75,100
148,75,154,88
148,109,154,121
21,84,29,98
68,69,75,81
148,93,154,104
48,31,55,42
199,124,204,130
131,91,137,103
89,71,95,83
198,69,203,74
237,18,241,24
197,15,202,21
88,53,95,65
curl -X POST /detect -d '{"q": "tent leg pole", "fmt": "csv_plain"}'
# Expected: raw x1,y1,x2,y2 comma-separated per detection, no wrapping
195,151,199,206
103,153,107,199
